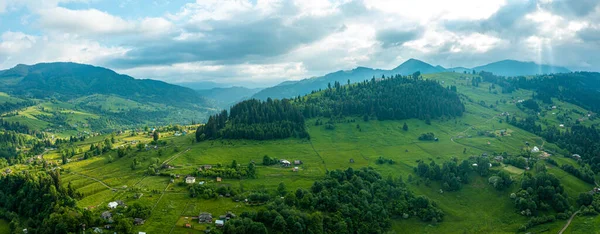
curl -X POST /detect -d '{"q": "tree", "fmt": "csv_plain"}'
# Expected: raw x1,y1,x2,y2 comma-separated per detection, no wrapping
273,215,287,232
277,182,287,196
403,122,409,131
114,216,133,234
153,131,160,142
412,71,421,80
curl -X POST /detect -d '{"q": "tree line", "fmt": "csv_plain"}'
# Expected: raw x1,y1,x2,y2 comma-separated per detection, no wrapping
196,99,308,141
223,167,444,234
297,75,465,121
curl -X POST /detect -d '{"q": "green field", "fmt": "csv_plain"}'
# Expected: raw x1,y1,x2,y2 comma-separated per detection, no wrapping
6,72,597,233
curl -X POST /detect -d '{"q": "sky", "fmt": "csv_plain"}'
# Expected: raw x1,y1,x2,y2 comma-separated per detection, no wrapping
0,0,599,87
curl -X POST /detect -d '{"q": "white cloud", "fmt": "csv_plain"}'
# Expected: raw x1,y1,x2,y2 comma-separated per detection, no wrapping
364,0,506,23
119,61,307,85
0,32,127,69
0,32,36,54
35,7,175,37
38,7,135,35
1,0,600,86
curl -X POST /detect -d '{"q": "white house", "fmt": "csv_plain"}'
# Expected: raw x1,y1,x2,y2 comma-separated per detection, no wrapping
108,201,118,209
531,146,540,153
559,124,565,128
185,176,196,184
215,220,224,227
281,160,291,166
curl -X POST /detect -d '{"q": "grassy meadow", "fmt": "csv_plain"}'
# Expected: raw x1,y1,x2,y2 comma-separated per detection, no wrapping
5,72,597,233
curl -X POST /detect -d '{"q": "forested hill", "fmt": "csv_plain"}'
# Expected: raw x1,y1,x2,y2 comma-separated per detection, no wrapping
0,62,210,109
197,74,465,141
298,74,465,121
196,99,308,141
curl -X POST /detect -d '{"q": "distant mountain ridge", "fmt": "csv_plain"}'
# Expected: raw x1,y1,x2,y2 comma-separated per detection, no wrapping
0,62,211,109
196,86,263,109
252,58,443,100
472,59,571,77
251,58,571,100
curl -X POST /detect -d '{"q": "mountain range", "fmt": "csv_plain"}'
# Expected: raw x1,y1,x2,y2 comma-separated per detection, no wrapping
251,59,570,100
0,62,216,132
0,62,211,109
0,58,573,131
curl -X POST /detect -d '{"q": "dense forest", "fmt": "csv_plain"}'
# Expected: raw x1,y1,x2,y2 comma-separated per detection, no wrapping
198,74,465,141
0,171,83,233
297,75,464,121
223,168,444,234
196,99,308,141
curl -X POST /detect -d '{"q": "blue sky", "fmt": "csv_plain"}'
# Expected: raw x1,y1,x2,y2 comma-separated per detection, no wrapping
0,0,599,87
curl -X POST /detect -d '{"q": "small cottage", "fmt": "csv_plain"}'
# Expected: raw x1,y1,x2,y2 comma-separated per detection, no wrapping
216,177,222,182
133,218,145,225
108,202,118,209
101,211,112,220
186,176,196,184
294,160,302,165
292,167,299,172
531,146,540,153
198,212,213,223
215,220,224,227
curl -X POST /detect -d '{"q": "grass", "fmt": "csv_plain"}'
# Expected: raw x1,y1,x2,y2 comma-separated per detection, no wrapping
8,72,592,233
0,219,10,233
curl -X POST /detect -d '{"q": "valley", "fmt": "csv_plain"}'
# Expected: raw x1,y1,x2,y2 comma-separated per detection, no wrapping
2,71,599,233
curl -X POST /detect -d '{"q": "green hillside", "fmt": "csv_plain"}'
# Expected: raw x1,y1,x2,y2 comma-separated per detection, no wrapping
0,63,218,135
1,71,600,233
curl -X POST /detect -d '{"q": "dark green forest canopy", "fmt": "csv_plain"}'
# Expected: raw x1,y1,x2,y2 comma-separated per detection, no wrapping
0,171,82,233
225,167,444,234
298,75,465,120
198,75,465,141
196,98,308,141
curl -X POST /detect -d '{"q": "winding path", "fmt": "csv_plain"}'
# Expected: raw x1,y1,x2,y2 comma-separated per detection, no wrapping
450,115,498,142
558,210,580,234
162,147,191,165
70,172,119,191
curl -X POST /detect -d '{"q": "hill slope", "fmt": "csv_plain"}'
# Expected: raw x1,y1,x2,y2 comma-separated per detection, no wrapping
0,62,216,132
472,59,570,76
0,62,210,109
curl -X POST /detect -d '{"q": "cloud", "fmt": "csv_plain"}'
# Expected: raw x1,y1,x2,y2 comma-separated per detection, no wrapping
119,61,307,86
0,31,126,69
544,0,600,18
578,26,600,42
36,7,175,37
2,0,600,87
376,28,422,48
106,1,344,69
